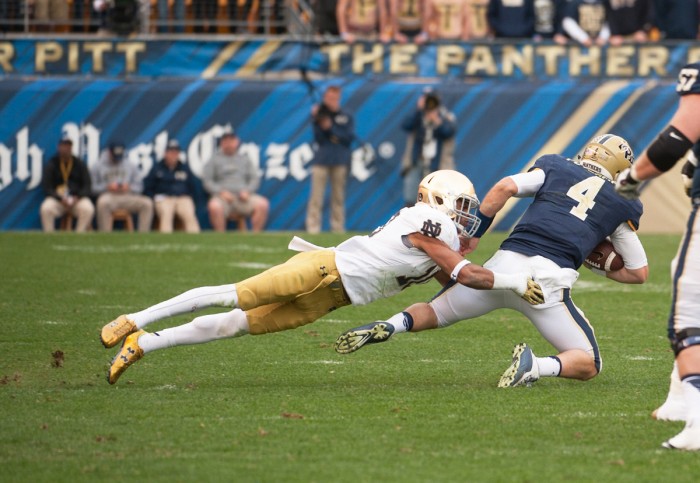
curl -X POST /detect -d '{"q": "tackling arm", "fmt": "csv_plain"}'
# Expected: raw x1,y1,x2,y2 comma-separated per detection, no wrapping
407,233,544,304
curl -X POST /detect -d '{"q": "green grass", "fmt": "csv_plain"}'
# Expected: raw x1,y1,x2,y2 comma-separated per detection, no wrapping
0,232,695,482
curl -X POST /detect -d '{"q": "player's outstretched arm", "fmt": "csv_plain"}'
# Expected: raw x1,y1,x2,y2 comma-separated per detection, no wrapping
408,233,544,304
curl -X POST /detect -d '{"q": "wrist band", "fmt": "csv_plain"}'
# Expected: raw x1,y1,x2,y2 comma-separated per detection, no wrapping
473,209,494,238
450,259,470,282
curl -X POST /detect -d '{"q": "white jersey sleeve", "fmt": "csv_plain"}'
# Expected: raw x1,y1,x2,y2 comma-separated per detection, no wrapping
334,204,460,305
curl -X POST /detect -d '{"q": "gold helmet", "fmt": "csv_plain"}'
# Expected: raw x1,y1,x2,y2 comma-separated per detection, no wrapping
417,170,481,237
578,134,634,181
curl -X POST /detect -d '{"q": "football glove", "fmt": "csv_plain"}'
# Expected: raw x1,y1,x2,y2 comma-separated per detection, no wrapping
680,150,697,197
614,167,641,200
521,278,545,305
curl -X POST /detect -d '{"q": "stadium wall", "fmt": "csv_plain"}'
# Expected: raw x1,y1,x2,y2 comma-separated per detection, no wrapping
1,39,695,232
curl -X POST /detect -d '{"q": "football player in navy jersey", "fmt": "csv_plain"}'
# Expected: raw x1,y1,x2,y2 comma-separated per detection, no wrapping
101,170,545,385
336,134,649,389
616,62,700,451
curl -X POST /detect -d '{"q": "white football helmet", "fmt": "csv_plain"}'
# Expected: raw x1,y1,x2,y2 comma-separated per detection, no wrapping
417,170,481,237
578,134,634,181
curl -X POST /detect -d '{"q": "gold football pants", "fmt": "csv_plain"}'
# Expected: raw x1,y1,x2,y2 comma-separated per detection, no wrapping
236,250,351,335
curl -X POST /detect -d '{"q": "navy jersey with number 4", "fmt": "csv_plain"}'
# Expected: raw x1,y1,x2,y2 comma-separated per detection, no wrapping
500,155,643,270
677,62,700,200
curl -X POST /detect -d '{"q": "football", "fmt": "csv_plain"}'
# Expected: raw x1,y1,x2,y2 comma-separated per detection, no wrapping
584,240,624,272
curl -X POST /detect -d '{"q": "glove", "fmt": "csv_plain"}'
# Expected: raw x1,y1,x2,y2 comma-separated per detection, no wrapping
614,167,641,200
681,151,697,197
521,278,545,305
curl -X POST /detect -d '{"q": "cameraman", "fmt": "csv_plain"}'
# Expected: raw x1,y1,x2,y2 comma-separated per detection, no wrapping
306,85,355,234
400,88,457,207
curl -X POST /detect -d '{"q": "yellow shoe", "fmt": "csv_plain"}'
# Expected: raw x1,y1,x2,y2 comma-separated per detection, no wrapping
107,330,145,385
101,315,137,348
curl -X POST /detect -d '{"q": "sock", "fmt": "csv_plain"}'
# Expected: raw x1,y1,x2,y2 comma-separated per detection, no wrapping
139,309,249,354
536,356,562,377
666,362,684,400
129,284,238,328
385,312,413,334
681,374,700,425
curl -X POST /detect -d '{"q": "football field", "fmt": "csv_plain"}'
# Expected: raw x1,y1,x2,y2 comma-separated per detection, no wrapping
1,232,696,482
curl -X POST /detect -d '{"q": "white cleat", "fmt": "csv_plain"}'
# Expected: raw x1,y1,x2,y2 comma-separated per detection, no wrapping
662,422,700,451
652,400,687,422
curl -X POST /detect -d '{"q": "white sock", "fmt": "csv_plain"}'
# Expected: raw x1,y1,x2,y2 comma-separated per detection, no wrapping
139,309,249,354
385,312,413,334
665,362,684,401
682,374,700,425
129,284,238,328
536,356,562,377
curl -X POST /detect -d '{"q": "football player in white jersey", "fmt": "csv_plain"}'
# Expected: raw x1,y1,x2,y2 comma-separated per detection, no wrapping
102,170,544,384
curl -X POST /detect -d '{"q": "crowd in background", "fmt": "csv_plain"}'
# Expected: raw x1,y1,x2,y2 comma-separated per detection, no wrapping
1,0,698,41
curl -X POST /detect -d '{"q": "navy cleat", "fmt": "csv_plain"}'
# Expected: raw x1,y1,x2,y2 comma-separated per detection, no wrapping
498,343,540,388
335,322,395,354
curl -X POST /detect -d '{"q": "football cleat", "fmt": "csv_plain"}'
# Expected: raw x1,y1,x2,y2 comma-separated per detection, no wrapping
107,329,145,385
652,401,687,422
498,343,540,388
101,314,137,348
335,322,395,354
662,421,700,450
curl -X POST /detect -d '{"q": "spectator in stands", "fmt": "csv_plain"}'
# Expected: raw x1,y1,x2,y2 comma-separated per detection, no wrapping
468,0,492,39
419,0,471,41
34,0,70,32
487,0,535,38
229,0,259,33
143,139,201,233
388,0,427,43
604,0,652,45
652,0,698,39
312,0,340,35
533,0,568,43
337,0,390,42
561,0,609,46
202,131,269,233
0,1,22,33
400,88,456,207
40,138,95,233
93,0,142,36
91,142,154,233
306,85,355,234
158,0,185,33
193,0,219,33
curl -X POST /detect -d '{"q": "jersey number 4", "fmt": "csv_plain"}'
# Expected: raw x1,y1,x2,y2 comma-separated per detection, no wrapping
567,176,605,221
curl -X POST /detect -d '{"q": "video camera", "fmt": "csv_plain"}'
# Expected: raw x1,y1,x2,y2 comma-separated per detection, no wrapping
424,92,440,111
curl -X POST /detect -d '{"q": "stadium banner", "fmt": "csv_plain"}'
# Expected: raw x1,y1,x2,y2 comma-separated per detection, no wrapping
0,39,699,79
0,76,682,232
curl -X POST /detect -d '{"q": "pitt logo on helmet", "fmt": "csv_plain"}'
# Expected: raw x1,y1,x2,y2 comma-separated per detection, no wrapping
578,134,634,181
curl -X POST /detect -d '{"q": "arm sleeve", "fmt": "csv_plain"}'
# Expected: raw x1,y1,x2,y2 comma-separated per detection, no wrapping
509,169,546,197
128,161,144,194
609,223,648,270
142,167,155,197
562,17,591,44
201,159,220,195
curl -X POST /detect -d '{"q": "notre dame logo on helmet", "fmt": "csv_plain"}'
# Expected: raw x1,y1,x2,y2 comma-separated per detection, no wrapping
421,220,442,238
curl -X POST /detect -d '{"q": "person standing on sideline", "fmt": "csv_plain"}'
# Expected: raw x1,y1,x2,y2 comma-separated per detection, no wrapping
202,131,269,233
91,142,153,233
400,88,456,207
306,85,355,234
143,139,201,234
40,138,95,232
615,61,700,451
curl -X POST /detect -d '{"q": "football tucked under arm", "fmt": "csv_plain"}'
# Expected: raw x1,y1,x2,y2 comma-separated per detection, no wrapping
584,240,624,273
